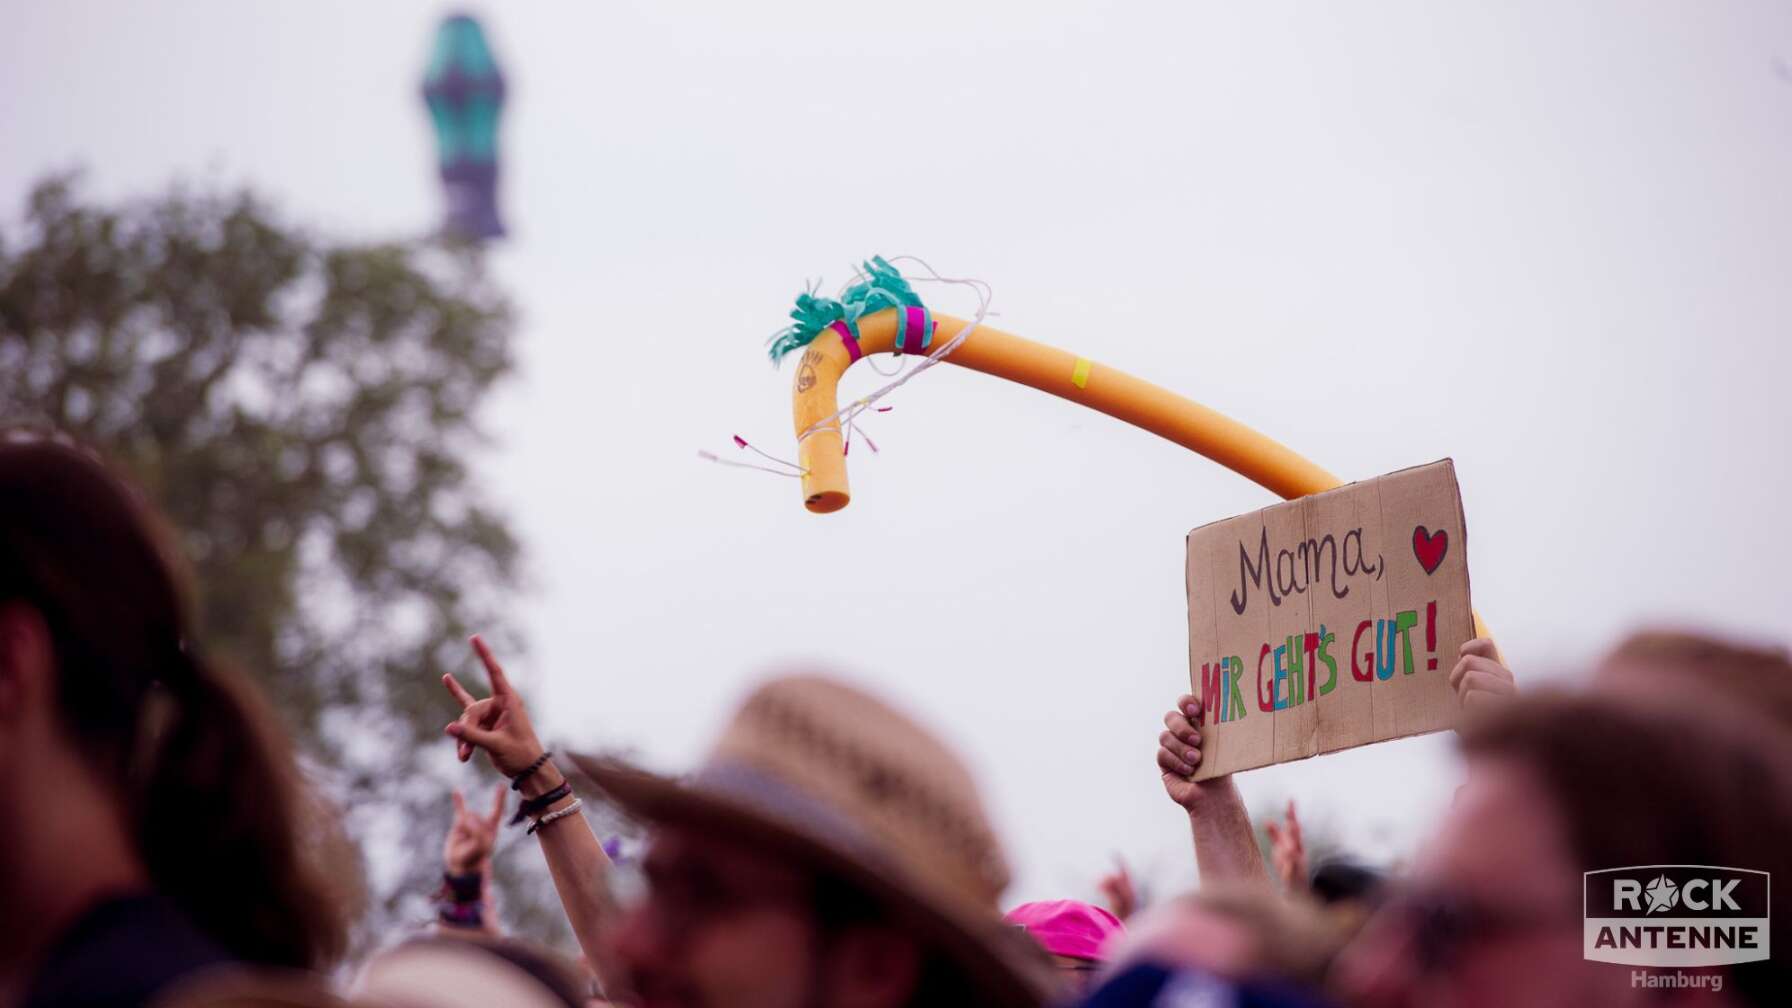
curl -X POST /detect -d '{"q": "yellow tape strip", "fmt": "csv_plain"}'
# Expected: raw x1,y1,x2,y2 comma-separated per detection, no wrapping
1071,357,1092,389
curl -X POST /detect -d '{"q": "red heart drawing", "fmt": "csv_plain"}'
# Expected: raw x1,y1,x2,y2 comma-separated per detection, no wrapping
1412,526,1448,575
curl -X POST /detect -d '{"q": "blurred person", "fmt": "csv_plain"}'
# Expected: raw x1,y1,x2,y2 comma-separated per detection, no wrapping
1306,861,1384,917
1263,802,1386,917
1452,629,1792,734
1597,629,1792,735
354,935,587,1008
436,784,507,936
1005,900,1124,994
441,640,1056,1007
1112,886,1354,990
1075,964,1333,1008
0,435,357,1008
1335,691,1792,1007
1075,885,1351,1008
151,968,347,1008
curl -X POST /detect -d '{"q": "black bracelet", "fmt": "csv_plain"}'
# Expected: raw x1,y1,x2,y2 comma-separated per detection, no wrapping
443,871,483,903
509,780,572,826
510,750,553,791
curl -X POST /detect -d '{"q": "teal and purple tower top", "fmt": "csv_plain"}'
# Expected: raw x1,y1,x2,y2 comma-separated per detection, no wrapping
422,14,506,241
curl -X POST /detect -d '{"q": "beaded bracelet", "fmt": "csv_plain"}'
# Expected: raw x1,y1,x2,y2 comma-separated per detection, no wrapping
510,750,553,791
528,797,584,836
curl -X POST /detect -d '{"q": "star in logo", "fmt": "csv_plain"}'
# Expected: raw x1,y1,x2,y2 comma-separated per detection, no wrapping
1643,874,1679,914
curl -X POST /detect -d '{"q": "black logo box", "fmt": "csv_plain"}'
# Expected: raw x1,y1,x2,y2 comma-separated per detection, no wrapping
1584,866,1768,919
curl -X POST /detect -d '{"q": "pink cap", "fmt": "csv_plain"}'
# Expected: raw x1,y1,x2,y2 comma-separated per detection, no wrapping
1004,900,1125,961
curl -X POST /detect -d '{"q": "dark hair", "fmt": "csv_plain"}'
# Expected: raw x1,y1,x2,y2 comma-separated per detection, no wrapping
1309,859,1384,907
0,434,357,968
1460,691,1792,1005
809,870,988,1008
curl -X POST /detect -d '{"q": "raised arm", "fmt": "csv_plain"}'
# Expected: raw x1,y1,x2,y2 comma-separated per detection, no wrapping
435,783,507,937
1157,693,1269,886
442,636,622,993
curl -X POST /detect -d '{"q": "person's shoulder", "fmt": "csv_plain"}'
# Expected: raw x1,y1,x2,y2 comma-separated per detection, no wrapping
21,892,234,1008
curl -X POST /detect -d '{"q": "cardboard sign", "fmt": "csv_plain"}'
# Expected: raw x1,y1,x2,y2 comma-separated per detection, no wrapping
1185,459,1473,779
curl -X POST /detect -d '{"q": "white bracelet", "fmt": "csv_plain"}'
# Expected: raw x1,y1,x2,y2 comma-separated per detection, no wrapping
528,797,583,835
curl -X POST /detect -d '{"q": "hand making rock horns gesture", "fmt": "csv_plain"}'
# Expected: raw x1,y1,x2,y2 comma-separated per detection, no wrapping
442,635,549,777
444,783,507,875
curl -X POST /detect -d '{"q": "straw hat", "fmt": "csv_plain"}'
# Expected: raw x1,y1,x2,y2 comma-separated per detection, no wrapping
567,673,1055,1007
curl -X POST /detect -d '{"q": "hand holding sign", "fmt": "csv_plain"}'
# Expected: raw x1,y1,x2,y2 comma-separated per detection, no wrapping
1157,693,1210,805
1450,637,1516,712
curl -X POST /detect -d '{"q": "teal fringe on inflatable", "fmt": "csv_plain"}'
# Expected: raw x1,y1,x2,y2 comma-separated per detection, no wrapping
767,256,927,364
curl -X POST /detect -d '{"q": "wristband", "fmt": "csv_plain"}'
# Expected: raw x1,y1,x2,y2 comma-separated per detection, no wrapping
437,899,485,929
442,871,482,903
509,750,553,791
509,781,572,826
528,798,584,835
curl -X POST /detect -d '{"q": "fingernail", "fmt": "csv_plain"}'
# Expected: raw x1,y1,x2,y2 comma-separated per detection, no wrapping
1184,704,1198,716
1185,750,1199,762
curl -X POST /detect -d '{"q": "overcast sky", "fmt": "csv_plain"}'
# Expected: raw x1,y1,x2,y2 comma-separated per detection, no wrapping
5,1,1790,905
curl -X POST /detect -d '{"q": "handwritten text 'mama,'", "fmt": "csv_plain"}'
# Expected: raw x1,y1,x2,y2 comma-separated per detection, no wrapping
1230,526,1383,616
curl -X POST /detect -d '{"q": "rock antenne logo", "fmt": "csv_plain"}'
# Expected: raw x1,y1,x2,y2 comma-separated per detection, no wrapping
1584,865,1769,968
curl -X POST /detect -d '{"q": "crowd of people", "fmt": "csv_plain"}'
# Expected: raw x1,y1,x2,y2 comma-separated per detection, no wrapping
1,433,1788,1008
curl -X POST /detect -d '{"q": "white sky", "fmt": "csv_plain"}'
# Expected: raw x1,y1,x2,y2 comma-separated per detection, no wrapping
5,1,1790,906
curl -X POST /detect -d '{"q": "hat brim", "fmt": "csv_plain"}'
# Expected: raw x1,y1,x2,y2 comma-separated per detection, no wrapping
565,752,1055,1007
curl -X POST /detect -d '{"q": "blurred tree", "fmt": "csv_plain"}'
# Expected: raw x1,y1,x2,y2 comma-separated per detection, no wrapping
0,174,594,947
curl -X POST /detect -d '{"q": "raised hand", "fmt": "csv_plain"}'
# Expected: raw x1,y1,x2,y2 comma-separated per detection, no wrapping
443,635,548,777
1158,693,1221,808
1450,638,1516,712
1097,855,1138,921
1264,799,1308,893
444,783,507,875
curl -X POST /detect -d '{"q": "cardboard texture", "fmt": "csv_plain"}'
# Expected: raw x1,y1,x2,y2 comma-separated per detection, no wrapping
1186,459,1473,779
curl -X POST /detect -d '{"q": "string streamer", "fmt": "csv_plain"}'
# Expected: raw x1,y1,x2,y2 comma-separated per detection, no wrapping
701,256,994,479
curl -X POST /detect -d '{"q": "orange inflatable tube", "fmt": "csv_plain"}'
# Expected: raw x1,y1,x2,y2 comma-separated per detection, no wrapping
792,309,1340,513
790,308,1495,642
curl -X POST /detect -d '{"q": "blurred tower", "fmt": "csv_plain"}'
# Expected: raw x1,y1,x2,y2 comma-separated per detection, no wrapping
422,14,506,241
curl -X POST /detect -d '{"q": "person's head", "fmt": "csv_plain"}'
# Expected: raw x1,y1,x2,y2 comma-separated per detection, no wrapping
1106,885,1350,992
355,936,588,1008
0,433,355,968
1003,900,1124,993
617,823,976,1008
1336,691,1792,1008
572,673,1054,1008
1308,860,1384,912
1597,629,1792,736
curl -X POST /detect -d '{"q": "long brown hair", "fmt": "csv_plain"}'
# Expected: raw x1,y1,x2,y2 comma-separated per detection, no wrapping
0,433,357,968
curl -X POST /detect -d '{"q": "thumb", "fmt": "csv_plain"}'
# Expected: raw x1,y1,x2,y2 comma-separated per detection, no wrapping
446,702,508,749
